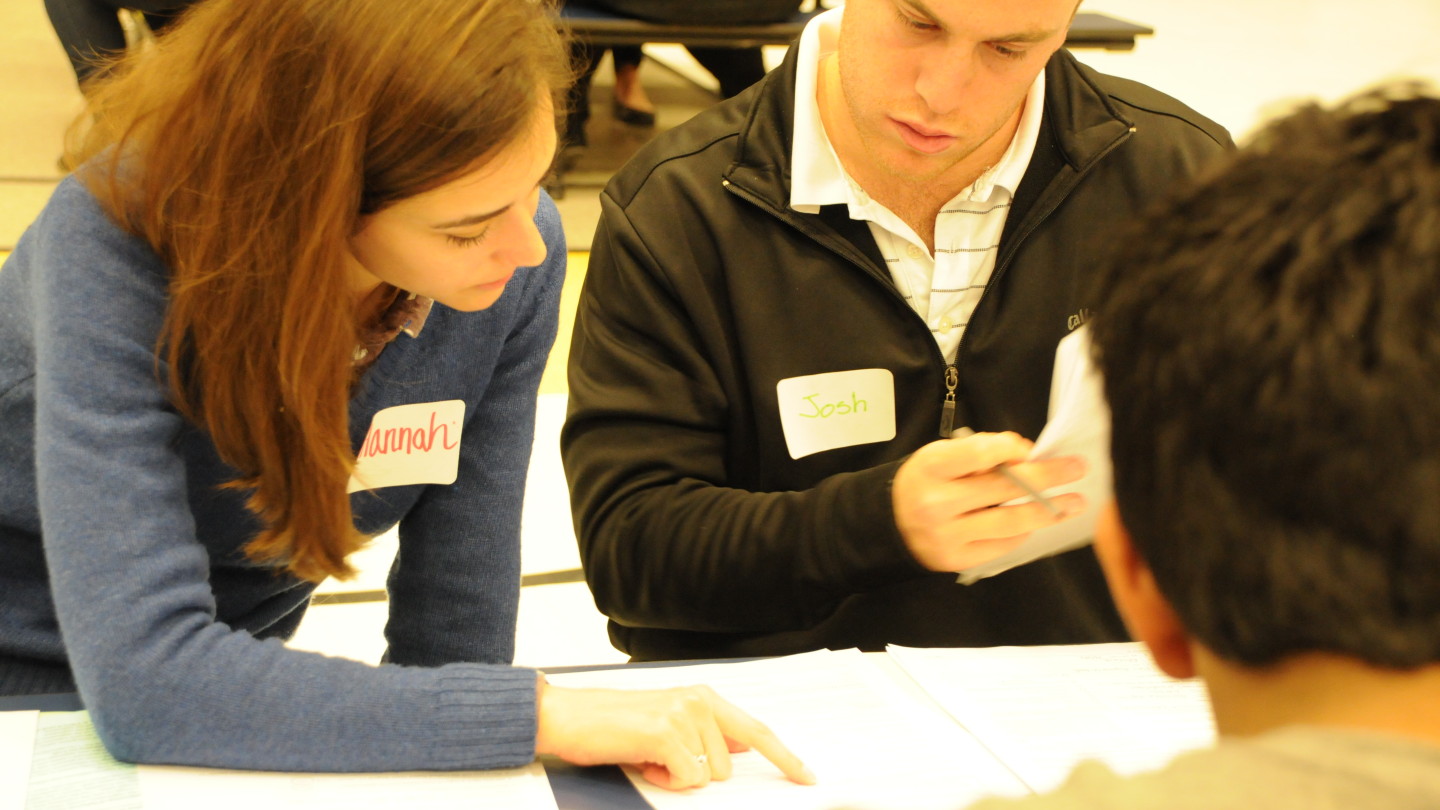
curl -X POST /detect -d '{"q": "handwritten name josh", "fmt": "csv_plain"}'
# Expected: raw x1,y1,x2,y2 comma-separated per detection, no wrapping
799,392,869,419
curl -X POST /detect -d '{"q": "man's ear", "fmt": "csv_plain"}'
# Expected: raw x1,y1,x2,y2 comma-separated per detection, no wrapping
1093,500,1196,679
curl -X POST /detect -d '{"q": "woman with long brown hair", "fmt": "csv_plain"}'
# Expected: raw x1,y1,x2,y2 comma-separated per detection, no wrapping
0,0,811,787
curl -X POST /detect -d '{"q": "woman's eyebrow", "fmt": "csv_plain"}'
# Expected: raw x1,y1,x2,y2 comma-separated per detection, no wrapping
431,152,558,230
431,207,506,230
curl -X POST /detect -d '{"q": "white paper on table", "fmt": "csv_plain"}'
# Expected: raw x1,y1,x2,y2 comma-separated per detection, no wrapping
138,761,557,810
17,709,557,810
544,649,1031,810
887,643,1216,793
0,710,39,807
25,711,144,809
958,326,1112,583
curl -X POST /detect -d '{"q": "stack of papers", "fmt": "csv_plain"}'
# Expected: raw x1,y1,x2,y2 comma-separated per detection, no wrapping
887,643,1216,792
546,643,1213,808
546,649,1030,809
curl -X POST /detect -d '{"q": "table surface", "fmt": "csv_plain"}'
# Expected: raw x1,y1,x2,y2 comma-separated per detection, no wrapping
0,654,938,810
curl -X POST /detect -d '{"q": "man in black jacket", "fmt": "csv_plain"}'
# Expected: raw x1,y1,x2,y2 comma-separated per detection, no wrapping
562,0,1232,661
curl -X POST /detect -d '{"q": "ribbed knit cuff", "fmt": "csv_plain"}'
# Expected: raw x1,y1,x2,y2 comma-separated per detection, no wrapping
429,664,539,770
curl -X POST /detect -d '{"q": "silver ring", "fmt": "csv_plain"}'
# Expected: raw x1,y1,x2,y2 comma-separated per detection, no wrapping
695,754,708,766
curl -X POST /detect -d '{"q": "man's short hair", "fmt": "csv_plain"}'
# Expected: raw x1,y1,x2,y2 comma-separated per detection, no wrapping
1088,86,1440,669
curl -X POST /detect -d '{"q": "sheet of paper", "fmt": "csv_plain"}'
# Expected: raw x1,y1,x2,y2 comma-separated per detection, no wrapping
959,326,1112,582
25,711,143,810
137,761,557,810
20,710,557,810
0,710,40,808
887,643,1216,793
545,649,1030,810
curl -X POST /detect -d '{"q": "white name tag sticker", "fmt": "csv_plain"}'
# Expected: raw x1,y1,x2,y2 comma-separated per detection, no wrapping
347,400,465,493
776,369,896,459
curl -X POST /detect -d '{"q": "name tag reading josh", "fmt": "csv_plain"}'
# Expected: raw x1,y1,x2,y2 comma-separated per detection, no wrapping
347,400,465,493
776,369,896,459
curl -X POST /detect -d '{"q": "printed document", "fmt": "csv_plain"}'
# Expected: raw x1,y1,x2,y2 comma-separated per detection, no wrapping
888,642,1216,792
546,649,1030,810
0,710,39,808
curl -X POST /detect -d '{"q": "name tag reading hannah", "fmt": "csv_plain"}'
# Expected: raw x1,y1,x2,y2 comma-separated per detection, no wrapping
776,369,896,459
347,400,465,493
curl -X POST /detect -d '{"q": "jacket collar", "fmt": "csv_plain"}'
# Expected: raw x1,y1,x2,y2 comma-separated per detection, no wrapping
727,45,1135,209
1040,49,1136,172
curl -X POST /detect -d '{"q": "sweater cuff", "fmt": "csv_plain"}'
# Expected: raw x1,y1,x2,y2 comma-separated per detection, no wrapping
431,665,540,769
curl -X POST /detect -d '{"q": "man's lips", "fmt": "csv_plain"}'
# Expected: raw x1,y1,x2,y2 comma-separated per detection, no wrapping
892,118,958,154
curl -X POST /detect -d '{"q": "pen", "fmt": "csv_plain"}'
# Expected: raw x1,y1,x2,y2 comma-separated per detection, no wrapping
952,427,1064,517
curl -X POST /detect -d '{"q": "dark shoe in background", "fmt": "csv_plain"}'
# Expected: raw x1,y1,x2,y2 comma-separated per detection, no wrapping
610,97,656,128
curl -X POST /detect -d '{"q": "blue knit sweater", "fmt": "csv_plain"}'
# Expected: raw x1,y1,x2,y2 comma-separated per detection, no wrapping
0,177,565,771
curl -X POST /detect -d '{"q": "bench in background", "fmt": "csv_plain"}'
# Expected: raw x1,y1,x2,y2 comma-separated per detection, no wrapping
546,6,1155,198
556,6,1154,51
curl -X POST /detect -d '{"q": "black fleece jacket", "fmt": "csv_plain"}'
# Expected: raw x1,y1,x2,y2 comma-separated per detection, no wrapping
562,45,1232,661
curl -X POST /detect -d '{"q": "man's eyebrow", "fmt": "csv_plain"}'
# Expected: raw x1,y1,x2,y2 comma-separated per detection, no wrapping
990,26,1065,43
901,0,1066,43
430,150,561,230
899,0,941,23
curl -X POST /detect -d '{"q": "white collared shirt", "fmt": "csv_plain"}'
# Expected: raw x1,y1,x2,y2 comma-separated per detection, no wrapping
789,8,1045,363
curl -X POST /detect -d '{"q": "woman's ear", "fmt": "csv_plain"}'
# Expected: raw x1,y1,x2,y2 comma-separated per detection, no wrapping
1093,500,1196,679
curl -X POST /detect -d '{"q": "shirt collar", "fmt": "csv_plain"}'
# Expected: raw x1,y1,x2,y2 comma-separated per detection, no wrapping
398,294,433,339
789,8,848,214
352,289,433,371
973,70,1045,202
789,8,1046,212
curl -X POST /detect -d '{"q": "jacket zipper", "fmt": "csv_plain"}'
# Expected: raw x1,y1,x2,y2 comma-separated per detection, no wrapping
939,364,958,438
723,121,1132,442
720,178,1000,442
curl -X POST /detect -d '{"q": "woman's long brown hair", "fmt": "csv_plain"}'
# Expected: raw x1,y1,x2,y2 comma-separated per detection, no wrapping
68,0,571,582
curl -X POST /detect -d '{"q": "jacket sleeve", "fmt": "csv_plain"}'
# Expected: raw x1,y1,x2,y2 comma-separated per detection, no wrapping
562,190,928,637
384,193,565,668
28,181,538,772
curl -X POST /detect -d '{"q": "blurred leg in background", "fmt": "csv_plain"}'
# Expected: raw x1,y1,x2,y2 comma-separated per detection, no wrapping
43,0,194,89
561,0,802,148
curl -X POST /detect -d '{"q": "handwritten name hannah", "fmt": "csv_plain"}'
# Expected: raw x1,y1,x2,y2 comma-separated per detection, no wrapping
357,410,459,459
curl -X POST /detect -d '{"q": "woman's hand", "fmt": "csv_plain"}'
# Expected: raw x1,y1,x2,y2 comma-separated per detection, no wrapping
534,680,816,790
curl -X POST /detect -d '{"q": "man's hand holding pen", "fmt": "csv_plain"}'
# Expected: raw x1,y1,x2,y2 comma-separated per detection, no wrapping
891,430,1087,573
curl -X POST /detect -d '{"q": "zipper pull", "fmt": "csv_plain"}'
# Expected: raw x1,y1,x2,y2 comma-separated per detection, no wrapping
939,364,959,438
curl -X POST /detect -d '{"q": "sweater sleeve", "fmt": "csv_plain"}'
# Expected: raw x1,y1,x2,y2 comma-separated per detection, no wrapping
383,193,565,668
28,180,539,772
562,191,926,637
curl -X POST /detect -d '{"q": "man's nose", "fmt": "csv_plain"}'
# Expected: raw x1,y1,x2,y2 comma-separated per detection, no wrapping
914,42,976,117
